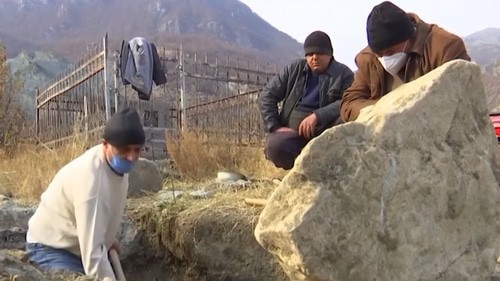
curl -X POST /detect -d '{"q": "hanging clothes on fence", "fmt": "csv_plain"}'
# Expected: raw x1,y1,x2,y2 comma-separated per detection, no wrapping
120,37,167,101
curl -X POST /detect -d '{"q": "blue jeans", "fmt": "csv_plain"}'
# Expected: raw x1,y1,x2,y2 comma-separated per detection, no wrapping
26,243,85,274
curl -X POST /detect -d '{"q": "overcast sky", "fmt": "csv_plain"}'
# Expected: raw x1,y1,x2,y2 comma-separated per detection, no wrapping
239,0,499,69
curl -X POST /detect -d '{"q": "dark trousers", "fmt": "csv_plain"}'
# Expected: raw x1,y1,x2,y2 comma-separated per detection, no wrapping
264,131,308,170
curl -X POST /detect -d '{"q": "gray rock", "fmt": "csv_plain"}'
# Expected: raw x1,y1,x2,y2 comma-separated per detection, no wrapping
217,179,252,190
0,250,45,280
0,202,35,250
128,158,163,198
118,215,146,262
492,263,500,281
155,158,181,179
255,61,500,281
189,190,214,199
216,170,247,182
215,171,253,189
156,190,184,201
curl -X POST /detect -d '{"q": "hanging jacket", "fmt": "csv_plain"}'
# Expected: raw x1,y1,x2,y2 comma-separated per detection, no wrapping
120,37,167,101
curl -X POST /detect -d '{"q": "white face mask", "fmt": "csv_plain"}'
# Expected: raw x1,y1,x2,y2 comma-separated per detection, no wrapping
378,52,408,77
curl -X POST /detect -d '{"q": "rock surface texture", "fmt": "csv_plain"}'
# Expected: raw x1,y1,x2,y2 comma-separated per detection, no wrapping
255,60,500,281
0,200,35,250
128,158,163,197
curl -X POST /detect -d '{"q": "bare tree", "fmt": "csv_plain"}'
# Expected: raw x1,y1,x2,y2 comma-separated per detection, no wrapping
0,46,28,153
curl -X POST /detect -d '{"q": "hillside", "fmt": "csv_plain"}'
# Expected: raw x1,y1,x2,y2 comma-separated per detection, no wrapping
464,28,500,68
6,51,71,115
0,0,302,63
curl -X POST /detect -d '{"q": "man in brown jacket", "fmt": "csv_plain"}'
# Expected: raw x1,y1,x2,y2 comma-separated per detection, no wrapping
340,1,470,122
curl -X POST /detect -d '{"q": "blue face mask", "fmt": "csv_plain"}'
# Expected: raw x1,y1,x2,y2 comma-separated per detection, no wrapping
109,155,135,174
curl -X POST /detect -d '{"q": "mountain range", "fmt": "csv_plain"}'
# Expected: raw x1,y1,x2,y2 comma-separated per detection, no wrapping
1,0,500,113
463,27,500,70
0,0,302,63
1,0,500,69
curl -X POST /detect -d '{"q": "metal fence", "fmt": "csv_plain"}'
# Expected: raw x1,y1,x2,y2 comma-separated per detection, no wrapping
178,47,276,144
35,36,278,158
36,35,110,144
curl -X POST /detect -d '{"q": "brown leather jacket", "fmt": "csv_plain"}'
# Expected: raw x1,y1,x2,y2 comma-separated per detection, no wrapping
340,14,471,122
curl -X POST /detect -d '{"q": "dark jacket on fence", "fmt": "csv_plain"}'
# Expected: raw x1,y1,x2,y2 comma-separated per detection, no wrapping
259,58,354,134
120,37,167,101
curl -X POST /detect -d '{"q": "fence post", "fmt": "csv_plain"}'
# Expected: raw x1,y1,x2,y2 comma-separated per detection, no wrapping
103,33,111,120
35,88,39,140
84,94,89,133
113,50,120,114
179,44,187,131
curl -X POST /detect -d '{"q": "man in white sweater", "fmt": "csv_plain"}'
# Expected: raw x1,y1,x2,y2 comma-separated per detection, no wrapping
26,107,145,280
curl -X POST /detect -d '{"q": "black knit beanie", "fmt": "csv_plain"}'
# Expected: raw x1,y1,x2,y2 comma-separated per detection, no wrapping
367,1,415,53
103,107,145,147
304,31,333,56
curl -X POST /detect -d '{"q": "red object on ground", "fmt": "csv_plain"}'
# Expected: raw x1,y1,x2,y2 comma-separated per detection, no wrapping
490,113,500,143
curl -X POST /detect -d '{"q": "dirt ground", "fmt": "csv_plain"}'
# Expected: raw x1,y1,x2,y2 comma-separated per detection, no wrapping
126,180,288,281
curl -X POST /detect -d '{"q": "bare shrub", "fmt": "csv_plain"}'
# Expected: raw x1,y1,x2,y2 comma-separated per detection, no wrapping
166,130,284,181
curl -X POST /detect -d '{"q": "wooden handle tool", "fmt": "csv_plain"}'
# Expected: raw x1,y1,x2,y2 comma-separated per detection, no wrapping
109,249,126,281
244,197,267,207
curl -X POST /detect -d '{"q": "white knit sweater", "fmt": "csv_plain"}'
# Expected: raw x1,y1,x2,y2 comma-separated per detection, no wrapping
27,144,128,280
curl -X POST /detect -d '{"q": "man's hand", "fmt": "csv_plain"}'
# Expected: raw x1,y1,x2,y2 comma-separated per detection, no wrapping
274,127,295,133
109,240,121,255
298,113,318,139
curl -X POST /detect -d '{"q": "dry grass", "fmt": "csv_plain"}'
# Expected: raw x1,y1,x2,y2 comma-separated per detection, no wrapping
0,134,89,202
128,177,282,280
166,130,286,181
0,128,284,201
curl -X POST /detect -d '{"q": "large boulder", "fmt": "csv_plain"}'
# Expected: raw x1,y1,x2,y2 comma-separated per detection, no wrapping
255,60,500,281
128,158,163,197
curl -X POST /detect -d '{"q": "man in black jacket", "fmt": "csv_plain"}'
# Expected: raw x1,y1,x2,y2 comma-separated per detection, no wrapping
259,31,354,170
